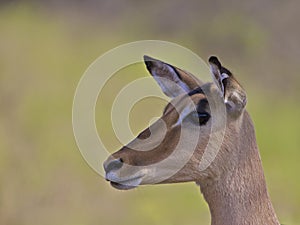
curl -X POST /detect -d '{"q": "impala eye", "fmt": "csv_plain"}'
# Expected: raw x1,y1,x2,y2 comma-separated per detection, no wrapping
190,112,210,125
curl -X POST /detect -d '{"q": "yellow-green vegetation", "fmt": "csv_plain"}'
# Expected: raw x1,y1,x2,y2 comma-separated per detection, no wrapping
0,2,299,225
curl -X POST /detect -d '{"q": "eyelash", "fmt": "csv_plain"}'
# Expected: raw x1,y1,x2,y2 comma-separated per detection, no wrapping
190,112,211,125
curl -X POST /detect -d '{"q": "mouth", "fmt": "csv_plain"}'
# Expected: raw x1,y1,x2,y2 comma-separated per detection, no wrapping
108,175,144,190
110,181,137,190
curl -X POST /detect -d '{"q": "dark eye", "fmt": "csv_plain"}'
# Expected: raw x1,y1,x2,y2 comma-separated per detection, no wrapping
190,112,211,125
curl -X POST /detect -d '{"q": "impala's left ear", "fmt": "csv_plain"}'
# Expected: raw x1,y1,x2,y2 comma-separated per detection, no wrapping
144,55,203,98
209,56,247,118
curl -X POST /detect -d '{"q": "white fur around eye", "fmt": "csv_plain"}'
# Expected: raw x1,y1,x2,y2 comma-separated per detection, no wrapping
189,111,200,123
171,106,192,128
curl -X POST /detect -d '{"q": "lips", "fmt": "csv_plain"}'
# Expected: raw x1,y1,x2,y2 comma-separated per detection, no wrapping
110,181,137,190
107,175,144,190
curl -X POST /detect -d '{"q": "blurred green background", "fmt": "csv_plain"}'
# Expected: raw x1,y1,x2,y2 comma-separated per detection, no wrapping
0,0,299,224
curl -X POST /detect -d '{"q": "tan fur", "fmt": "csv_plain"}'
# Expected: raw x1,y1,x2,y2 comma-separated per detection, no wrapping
104,56,280,225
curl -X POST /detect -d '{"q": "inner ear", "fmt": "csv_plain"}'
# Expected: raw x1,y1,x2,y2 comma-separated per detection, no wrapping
144,55,203,98
208,56,231,97
208,56,247,117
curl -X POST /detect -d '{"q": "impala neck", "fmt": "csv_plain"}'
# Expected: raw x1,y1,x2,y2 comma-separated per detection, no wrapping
199,112,280,225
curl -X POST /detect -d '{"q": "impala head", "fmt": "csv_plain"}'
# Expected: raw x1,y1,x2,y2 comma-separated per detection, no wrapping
104,55,247,190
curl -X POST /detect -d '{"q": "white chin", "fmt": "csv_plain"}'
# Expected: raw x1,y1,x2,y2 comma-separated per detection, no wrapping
109,175,144,190
110,181,138,190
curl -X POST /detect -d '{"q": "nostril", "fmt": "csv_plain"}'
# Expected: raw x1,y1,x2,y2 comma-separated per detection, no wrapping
105,158,123,172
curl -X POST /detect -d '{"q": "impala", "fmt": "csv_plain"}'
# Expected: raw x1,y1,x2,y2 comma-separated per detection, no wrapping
103,55,280,225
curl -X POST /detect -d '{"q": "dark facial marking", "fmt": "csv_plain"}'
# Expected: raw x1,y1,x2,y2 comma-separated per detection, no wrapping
188,87,204,96
197,99,209,113
197,99,210,125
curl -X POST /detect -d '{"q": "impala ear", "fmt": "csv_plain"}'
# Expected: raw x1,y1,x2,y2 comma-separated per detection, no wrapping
144,55,203,98
209,56,247,117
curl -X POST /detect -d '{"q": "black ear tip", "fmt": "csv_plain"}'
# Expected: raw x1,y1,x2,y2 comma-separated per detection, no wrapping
143,55,154,62
208,56,222,69
208,56,218,62
143,55,153,70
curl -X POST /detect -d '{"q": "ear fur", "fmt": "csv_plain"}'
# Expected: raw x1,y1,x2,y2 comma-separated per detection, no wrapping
144,55,203,98
209,56,247,117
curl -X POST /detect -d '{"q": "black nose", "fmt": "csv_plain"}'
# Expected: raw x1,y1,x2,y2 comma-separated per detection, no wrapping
104,158,123,173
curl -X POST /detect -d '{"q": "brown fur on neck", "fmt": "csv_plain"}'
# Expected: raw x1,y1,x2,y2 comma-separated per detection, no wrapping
198,111,280,225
